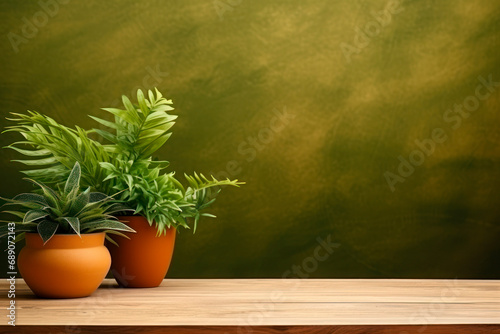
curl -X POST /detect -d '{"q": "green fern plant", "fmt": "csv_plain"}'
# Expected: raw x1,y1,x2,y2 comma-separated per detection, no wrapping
90,88,177,161
4,111,111,190
4,88,243,234
0,162,135,244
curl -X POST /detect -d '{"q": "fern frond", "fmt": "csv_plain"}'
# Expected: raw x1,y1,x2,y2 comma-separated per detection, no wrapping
184,172,244,192
92,88,177,160
4,111,111,191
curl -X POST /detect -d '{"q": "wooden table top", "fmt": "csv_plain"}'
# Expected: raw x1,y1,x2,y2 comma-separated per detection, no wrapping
2,278,499,327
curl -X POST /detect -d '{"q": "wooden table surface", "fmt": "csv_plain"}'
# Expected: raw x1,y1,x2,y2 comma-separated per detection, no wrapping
1,279,500,333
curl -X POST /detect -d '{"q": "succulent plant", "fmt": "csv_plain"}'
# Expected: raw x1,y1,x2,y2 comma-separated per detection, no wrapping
0,162,135,244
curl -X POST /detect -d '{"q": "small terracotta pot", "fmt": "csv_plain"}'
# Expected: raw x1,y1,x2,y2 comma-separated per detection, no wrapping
18,233,111,298
107,216,176,288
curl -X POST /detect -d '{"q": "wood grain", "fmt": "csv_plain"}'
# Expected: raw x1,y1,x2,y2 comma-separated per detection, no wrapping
1,279,499,328
3,325,500,334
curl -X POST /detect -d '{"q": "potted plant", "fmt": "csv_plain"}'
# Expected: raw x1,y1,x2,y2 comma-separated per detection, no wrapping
5,88,243,287
0,162,135,298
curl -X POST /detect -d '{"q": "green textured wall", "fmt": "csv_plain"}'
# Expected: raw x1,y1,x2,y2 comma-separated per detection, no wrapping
0,0,499,278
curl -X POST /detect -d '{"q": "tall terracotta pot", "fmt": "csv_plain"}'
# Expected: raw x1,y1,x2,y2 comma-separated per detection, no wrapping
18,233,111,298
107,216,176,288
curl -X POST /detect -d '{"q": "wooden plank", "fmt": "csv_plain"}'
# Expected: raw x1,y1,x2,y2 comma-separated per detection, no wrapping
3,325,500,334
1,279,499,327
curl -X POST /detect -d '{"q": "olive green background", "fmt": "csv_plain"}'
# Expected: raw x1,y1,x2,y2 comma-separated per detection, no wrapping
0,0,499,278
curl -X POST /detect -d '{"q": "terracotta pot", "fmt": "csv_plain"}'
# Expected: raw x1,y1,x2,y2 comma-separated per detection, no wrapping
18,233,111,298
107,216,176,288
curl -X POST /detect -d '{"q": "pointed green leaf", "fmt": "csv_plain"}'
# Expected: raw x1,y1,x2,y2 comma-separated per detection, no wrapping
93,128,118,144
24,209,49,223
79,213,110,223
24,178,60,209
64,162,81,195
148,89,155,102
193,214,200,233
154,87,163,99
12,193,47,206
12,156,58,166
121,95,137,115
152,105,174,113
99,162,117,171
139,132,172,158
37,220,59,244
14,232,27,243
89,192,108,203
2,210,25,220
62,217,80,236
5,145,51,157
101,107,139,126
89,115,118,129
20,166,67,179
82,219,136,233
68,188,90,216
104,203,133,215
137,89,150,116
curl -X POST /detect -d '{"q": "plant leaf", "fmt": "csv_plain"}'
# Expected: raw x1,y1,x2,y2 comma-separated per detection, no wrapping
137,89,150,116
11,193,47,206
89,115,118,130
68,187,90,216
12,156,59,166
24,209,49,223
82,219,136,233
37,220,59,244
64,162,81,195
2,210,25,219
62,217,80,236
24,178,60,209
5,145,51,157
93,128,118,144
89,192,108,203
